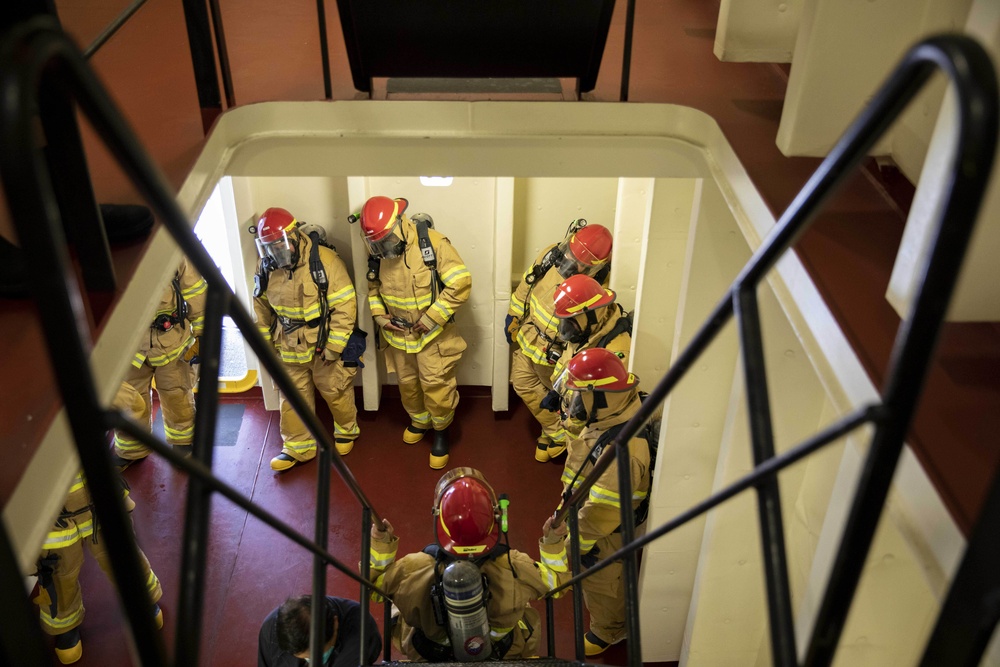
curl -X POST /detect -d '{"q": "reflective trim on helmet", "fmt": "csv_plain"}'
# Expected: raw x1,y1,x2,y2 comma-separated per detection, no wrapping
563,290,610,314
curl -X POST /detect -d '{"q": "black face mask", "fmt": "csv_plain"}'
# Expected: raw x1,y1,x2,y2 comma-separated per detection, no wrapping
558,318,587,345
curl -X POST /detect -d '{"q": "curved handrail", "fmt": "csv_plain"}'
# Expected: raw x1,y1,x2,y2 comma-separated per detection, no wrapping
549,33,997,667
0,18,389,666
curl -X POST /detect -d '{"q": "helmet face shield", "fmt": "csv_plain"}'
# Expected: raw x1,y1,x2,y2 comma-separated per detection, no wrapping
365,226,405,259
256,228,298,268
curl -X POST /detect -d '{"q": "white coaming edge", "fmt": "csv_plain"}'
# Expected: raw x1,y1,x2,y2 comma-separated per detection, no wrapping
4,101,962,590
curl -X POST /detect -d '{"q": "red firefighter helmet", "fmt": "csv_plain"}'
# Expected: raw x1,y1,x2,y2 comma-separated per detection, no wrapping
359,196,408,258
555,224,613,278
565,347,638,392
433,468,500,558
568,224,612,266
255,207,299,268
553,274,616,319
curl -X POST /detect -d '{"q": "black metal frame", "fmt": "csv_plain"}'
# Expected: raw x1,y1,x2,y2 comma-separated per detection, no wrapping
0,17,390,667
547,34,998,667
0,8,997,666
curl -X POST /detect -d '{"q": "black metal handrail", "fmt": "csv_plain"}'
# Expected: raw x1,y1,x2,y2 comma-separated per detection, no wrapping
0,17,390,666
547,33,997,667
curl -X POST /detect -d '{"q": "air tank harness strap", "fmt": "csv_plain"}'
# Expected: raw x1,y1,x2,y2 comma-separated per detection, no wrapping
278,316,320,335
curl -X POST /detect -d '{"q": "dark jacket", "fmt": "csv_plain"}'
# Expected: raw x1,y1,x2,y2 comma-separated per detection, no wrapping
258,596,382,667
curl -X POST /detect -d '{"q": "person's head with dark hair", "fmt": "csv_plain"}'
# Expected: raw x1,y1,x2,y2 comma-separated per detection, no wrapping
276,595,338,661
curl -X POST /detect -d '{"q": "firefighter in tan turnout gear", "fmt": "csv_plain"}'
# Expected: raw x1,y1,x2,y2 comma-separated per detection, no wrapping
357,196,471,469
252,207,365,471
543,274,633,440
505,221,613,463
537,348,651,657
36,382,164,665
366,468,550,661
113,258,206,467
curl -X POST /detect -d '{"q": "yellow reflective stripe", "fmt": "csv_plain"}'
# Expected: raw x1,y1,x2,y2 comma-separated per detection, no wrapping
528,293,559,331
68,472,86,494
490,627,513,640
440,265,470,285
40,605,84,630
380,292,433,310
380,325,443,353
146,342,190,366
370,545,397,568
132,352,147,368
257,327,273,342
284,439,316,452
514,333,550,365
181,279,208,298
146,570,160,595
540,548,568,571
370,573,387,602
334,423,360,436
43,520,94,549
164,424,194,438
431,412,454,428
278,348,316,364
549,428,568,443
632,489,649,500
114,436,146,453
565,291,609,314
589,485,621,508
430,301,454,321
368,294,387,315
412,411,431,424
579,536,597,553
327,330,350,346
271,303,313,319
509,295,525,317
537,562,564,594
327,285,355,307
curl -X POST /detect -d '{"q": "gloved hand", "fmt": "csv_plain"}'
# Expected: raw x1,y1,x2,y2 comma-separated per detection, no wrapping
372,518,395,541
342,328,368,368
541,515,568,545
504,314,520,345
539,389,561,412
183,338,200,364
322,349,341,363
377,315,407,332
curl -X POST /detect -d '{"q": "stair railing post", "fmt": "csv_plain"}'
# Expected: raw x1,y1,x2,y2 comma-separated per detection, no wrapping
616,437,643,667
568,507,585,661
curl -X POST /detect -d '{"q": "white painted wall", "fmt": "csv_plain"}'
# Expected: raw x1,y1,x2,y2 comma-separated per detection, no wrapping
638,178,751,660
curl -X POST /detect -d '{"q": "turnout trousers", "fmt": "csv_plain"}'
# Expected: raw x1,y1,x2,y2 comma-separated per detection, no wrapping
279,356,359,462
511,351,567,444
383,326,466,432
116,357,195,458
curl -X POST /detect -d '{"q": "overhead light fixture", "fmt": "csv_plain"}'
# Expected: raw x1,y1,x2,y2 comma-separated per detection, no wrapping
420,176,454,187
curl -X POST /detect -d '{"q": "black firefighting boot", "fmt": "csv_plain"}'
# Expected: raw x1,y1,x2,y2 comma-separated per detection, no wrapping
54,628,82,664
429,428,450,470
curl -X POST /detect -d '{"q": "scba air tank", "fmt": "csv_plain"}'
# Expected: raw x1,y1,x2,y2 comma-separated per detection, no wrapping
442,560,492,661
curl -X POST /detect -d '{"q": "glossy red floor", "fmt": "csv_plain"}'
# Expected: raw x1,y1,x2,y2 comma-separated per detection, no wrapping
66,388,654,666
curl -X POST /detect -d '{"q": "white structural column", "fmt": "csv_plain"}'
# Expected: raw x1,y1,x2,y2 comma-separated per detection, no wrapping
888,0,1000,321
777,0,929,157
630,179,695,382
492,178,514,410
637,179,751,661
611,178,655,313
714,0,803,63
347,177,381,410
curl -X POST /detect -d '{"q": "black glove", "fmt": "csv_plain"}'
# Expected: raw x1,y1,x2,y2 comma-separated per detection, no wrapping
504,314,519,345
539,389,561,412
342,328,368,368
